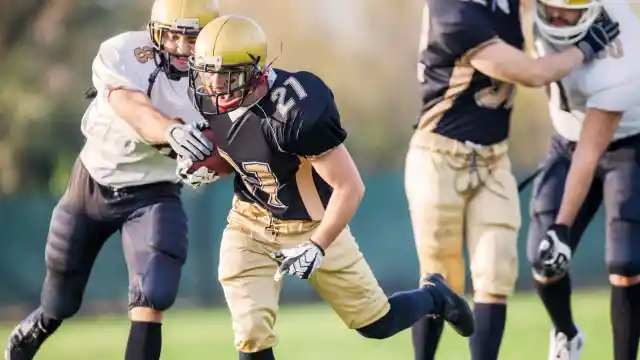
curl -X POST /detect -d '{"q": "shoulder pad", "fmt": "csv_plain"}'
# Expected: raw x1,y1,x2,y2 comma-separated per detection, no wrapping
100,31,156,66
268,71,346,156
269,70,330,124
426,0,497,60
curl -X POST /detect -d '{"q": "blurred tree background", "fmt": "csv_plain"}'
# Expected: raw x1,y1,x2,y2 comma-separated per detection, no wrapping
1,0,603,195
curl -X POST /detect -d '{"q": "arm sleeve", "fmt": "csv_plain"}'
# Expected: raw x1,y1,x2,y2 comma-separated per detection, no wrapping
587,81,640,112
91,41,147,94
429,0,498,60
281,94,347,157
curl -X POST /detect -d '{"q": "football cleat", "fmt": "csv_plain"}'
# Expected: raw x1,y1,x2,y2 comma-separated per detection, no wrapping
4,309,55,360
548,329,584,360
423,273,475,337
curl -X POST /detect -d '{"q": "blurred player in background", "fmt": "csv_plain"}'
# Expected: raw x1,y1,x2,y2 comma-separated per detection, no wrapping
3,1,219,359
180,14,476,360
406,0,620,359
528,1,640,359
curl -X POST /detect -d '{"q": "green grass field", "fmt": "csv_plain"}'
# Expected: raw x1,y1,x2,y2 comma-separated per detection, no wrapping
0,290,617,360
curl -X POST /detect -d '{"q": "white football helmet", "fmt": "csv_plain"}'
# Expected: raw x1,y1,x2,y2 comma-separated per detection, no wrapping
534,0,603,45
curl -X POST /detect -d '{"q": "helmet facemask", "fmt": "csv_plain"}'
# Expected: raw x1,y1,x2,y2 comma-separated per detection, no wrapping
534,0,603,45
188,55,264,115
148,18,201,79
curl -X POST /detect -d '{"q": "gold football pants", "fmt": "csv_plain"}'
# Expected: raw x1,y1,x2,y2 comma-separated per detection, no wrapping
218,197,391,353
405,132,520,296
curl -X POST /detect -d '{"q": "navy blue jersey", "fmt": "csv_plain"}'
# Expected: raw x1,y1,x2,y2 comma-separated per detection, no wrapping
205,69,346,221
416,0,524,145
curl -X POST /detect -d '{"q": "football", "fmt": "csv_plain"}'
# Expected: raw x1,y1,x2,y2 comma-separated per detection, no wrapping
187,128,234,176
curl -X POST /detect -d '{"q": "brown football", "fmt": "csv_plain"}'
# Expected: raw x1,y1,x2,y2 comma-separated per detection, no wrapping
187,128,234,176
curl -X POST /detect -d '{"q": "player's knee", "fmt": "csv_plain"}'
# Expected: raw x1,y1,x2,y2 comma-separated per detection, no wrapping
234,314,278,353
128,278,178,312
128,246,186,311
470,227,517,296
355,309,400,340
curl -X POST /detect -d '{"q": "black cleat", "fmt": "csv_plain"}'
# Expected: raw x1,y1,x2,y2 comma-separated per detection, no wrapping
423,273,475,337
4,309,55,360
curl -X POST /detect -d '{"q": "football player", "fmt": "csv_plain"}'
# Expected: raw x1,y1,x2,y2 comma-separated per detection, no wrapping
528,1,640,359
406,0,620,359
180,14,475,360
3,1,219,360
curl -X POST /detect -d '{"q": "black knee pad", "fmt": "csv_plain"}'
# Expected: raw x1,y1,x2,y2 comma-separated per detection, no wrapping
128,252,183,311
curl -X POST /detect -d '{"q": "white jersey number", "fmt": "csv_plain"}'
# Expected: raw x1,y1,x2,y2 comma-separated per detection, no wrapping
270,77,308,117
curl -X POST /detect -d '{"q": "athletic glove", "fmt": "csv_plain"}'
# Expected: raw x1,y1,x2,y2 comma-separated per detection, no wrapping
271,240,325,281
575,14,620,63
166,119,213,161
175,155,220,188
538,224,572,276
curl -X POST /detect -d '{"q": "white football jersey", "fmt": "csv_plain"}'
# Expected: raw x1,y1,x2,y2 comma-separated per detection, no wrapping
79,31,205,188
534,1,640,142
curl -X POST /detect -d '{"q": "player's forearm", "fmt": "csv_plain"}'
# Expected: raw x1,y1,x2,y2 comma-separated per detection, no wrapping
109,89,180,144
470,41,584,87
556,154,598,227
311,184,364,250
526,48,584,87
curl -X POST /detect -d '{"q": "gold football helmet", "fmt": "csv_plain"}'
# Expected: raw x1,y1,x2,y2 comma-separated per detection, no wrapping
534,0,603,45
189,14,268,115
148,0,220,51
147,0,220,78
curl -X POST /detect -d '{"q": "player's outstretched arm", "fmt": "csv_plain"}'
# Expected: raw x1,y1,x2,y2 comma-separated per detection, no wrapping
308,145,365,250
556,108,622,226
469,18,620,87
110,90,212,160
469,41,583,87
109,89,181,144
92,40,212,160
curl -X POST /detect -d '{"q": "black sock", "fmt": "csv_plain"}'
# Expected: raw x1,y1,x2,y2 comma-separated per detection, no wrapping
356,286,443,339
611,283,640,360
535,275,578,339
468,303,506,360
239,348,275,360
411,315,444,360
125,321,162,360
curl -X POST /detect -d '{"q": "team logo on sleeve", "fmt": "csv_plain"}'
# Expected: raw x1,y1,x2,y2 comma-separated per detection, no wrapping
134,46,155,63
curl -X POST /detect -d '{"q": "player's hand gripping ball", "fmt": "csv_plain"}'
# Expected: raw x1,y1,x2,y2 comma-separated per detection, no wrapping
176,126,233,188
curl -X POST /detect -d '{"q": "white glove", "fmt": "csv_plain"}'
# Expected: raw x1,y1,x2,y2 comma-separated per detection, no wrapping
176,155,220,188
270,240,325,281
166,120,212,161
538,224,572,276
